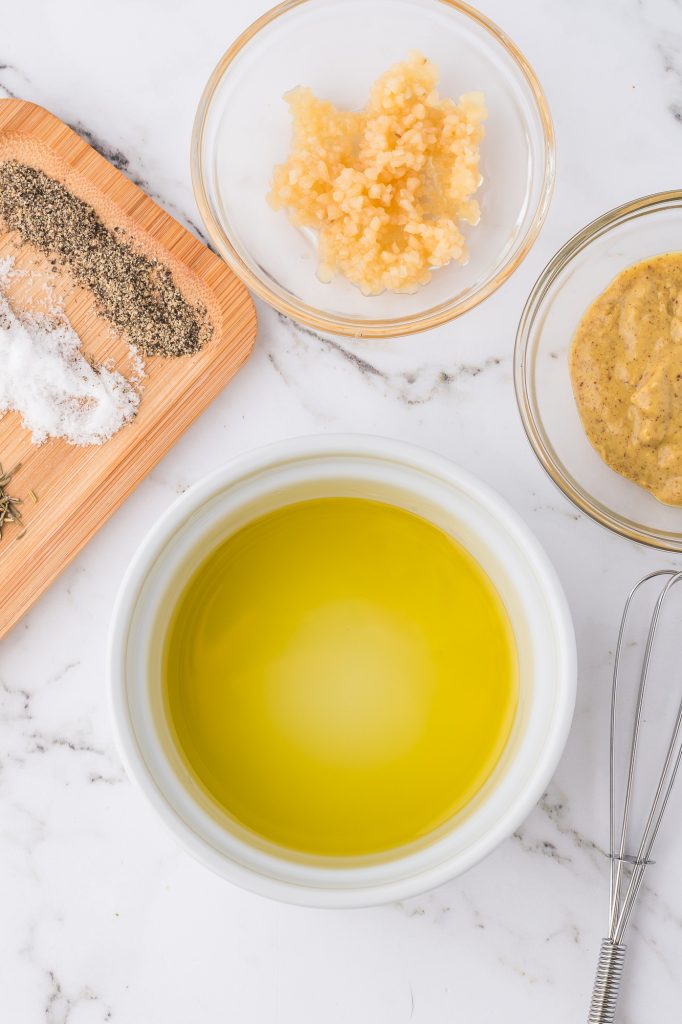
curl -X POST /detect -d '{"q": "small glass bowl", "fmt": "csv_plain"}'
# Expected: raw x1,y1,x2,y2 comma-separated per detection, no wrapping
191,0,555,338
515,191,682,552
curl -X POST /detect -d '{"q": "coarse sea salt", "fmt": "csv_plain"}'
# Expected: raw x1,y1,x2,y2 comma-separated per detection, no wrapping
0,258,140,445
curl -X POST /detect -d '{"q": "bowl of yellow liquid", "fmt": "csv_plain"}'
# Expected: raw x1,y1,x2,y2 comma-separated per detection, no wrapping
109,435,575,906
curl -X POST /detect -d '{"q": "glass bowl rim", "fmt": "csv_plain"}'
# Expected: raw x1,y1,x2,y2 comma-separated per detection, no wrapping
190,0,556,338
514,189,682,552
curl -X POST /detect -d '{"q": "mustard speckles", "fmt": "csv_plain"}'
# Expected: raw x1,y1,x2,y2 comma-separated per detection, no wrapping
570,253,682,505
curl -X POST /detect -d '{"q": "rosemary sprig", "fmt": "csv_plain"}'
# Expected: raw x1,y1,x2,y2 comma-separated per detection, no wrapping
0,462,23,540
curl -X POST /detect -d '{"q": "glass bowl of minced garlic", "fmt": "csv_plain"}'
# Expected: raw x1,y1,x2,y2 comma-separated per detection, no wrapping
192,0,554,338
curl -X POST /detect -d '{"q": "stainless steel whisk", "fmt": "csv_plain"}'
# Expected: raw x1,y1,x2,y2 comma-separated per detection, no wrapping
588,570,682,1023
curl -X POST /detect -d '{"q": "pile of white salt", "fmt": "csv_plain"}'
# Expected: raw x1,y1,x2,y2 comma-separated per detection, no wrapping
0,258,140,445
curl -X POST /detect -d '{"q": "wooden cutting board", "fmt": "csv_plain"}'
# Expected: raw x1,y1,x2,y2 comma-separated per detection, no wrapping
0,99,257,639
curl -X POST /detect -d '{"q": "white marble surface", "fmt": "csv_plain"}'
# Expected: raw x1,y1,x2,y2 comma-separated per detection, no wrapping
1,1,682,1021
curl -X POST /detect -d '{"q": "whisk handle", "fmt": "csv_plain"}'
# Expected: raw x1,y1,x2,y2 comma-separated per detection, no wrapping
588,939,627,1024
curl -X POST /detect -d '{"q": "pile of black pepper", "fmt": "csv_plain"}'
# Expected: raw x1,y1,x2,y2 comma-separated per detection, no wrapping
0,160,212,357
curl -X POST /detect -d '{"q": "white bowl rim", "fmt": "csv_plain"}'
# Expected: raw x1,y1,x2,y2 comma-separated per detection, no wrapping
108,434,576,907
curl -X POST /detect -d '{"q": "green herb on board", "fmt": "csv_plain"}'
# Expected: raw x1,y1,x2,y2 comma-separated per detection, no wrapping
0,462,23,540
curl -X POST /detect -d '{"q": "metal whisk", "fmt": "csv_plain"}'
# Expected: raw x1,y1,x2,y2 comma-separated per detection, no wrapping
588,569,682,1023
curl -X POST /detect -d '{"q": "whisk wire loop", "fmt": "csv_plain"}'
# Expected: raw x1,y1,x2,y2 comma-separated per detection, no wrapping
608,570,682,941
590,570,682,1022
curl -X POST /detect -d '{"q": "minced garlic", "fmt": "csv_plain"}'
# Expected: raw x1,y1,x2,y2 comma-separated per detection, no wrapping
268,51,486,295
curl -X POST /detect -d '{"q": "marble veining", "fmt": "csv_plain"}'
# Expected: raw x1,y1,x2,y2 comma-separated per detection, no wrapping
271,312,507,407
1,1,682,1021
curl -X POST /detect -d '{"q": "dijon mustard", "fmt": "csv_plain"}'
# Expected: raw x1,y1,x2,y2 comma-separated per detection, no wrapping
570,253,682,505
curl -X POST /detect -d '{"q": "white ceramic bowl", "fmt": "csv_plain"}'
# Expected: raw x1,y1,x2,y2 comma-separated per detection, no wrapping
108,436,575,907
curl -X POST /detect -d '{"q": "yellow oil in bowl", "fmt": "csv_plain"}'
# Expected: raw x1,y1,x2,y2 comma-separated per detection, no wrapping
163,497,518,857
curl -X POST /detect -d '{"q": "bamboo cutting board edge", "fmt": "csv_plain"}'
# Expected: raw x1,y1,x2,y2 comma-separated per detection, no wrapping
0,98,258,639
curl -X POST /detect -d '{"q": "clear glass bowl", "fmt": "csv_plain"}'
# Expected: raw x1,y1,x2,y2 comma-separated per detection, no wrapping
515,191,682,551
191,0,555,337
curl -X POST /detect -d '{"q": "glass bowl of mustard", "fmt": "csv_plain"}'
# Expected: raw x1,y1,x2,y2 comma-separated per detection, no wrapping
515,190,682,552
191,0,555,338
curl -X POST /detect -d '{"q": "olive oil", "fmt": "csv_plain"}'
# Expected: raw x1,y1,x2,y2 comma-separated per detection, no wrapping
163,498,518,857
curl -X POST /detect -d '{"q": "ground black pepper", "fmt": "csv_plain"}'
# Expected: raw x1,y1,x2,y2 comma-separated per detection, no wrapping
0,161,212,357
